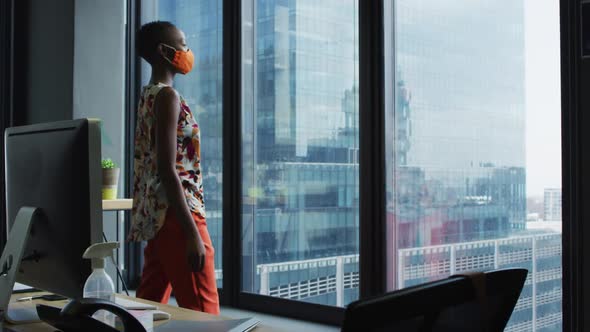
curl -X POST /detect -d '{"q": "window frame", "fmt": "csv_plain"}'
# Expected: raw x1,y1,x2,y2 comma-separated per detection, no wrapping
124,0,581,328
358,0,387,299
0,0,14,250
221,0,241,308
124,0,143,289
562,1,586,330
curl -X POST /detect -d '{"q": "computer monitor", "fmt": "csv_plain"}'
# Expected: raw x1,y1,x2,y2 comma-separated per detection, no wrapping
0,119,103,323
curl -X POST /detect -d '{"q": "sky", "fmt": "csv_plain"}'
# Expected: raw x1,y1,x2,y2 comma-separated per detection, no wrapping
524,0,562,197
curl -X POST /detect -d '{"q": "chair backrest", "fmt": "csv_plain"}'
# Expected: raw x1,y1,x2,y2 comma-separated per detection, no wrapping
341,268,527,332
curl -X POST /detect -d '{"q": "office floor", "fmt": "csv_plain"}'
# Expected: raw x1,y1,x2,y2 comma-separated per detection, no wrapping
129,291,339,332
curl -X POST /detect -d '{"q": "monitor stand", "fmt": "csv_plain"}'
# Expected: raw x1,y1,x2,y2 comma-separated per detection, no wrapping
0,207,43,325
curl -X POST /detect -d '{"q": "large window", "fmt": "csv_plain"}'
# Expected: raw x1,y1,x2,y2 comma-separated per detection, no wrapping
241,0,360,307
133,0,571,327
141,0,224,287
385,1,562,331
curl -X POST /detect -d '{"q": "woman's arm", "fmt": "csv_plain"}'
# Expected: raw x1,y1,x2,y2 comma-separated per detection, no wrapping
154,86,205,272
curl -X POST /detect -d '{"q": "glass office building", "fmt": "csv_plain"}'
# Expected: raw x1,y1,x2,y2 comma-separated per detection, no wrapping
544,188,562,222
240,0,361,306
152,0,561,330
390,2,560,330
391,0,526,250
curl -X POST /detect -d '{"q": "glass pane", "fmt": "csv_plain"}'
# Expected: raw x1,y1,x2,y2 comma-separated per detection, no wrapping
242,0,360,306
385,1,562,331
141,0,224,287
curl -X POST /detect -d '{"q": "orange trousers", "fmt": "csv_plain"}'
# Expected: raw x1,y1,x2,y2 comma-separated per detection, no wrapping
136,209,220,314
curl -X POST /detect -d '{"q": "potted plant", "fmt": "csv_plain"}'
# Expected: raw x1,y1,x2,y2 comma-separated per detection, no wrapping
101,158,120,200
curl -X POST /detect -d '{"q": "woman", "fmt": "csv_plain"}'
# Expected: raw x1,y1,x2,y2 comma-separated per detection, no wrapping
130,21,219,314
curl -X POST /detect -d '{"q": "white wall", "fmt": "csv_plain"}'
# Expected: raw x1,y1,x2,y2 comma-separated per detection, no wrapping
21,0,127,191
24,0,75,124
21,0,128,289
73,0,127,290
73,0,126,188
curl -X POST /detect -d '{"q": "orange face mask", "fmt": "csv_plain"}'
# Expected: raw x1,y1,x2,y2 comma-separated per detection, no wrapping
161,43,194,75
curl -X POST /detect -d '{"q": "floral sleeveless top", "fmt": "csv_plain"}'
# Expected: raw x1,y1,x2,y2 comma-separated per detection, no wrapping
130,83,206,241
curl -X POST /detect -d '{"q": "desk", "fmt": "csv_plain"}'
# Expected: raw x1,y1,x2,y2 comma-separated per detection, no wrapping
102,199,133,293
4,292,277,331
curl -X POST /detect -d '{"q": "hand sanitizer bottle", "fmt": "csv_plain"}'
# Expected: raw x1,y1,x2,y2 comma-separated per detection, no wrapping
82,242,119,326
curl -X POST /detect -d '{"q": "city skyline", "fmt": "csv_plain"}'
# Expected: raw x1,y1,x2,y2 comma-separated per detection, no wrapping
144,0,562,330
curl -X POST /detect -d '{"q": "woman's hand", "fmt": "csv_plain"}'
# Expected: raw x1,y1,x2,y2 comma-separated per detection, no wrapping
185,233,206,272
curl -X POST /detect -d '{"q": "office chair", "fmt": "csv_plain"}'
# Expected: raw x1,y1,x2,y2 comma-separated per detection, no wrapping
341,268,527,332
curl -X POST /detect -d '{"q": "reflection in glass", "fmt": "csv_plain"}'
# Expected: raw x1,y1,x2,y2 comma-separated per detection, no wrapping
385,1,562,331
241,0,360,306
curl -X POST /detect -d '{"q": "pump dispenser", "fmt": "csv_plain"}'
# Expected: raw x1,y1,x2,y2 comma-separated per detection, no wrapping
83,242,119,326
83,242,118,300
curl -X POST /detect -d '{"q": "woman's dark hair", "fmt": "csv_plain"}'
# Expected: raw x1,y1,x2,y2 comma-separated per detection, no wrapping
137,21,176,64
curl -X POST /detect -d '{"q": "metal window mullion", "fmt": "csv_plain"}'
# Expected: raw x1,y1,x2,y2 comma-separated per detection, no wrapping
559,1,579,331
358,0,386,299
222,0,242,306
124,0,144,289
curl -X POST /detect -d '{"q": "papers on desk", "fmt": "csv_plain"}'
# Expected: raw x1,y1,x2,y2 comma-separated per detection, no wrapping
155,317,260,332
114,296,260,331
12,282,35,293
115,297,158,310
